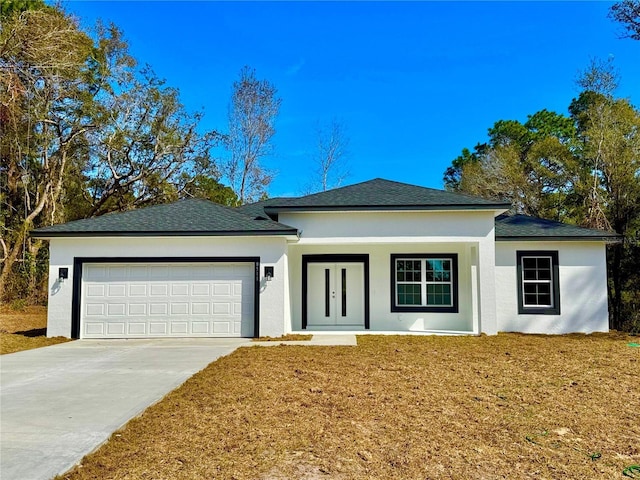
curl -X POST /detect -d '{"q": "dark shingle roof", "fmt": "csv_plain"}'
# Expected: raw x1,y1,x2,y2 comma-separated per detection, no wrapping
236,197,296,219
262,178,510,212
495,214,620,241
31,199,298,238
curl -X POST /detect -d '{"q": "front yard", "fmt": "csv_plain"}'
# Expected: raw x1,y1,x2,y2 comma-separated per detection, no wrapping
59,333,639,479
0,305,69,354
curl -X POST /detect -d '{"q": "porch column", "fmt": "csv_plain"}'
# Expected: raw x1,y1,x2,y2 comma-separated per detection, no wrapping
470,245,479,334
477,234,498,335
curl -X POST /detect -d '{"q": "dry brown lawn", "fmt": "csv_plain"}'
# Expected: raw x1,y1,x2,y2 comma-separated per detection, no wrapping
58,333,639,479
0,305,69,354
253,334,313,342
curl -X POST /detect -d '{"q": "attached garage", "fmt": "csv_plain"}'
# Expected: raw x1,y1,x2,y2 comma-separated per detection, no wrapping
79,260,257,339
32,199,297,339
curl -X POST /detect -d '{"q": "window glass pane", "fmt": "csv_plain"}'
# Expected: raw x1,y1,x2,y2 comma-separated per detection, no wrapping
538,294,552,306
523,282,552,306
398,284,421,305
428,259,442,271
523,269,537,280
537,267,551,281
536,257,551,270
425,259,451,283
524,294,538,305
397,260,422,282
426,284,451,306
523,258,537,269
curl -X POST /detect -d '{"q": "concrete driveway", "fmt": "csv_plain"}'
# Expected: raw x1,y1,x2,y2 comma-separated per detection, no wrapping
0,338,250,480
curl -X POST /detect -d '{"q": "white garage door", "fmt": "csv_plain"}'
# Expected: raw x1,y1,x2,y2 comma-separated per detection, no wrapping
81,262,255,338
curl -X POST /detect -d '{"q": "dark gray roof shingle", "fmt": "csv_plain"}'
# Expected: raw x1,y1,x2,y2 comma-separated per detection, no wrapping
32,180,618,241
262,178,510,212
495,214,619,241
235,197,296,219
32,198,298,237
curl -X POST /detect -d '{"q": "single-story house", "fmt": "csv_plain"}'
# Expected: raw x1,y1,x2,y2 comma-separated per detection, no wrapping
32,178,618,339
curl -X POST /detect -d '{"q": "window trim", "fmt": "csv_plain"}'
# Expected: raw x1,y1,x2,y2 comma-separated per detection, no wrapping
516,250,560,315
390,254,459,313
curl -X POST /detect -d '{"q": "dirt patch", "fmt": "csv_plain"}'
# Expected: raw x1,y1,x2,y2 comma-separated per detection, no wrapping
58,333,639,479
0,305,69,354
0,305,48,333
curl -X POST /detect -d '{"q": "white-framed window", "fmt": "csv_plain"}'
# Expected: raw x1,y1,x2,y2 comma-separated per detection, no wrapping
517,251,560,315
391,254,458,313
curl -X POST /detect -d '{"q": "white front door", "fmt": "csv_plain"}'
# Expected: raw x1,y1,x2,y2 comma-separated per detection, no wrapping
307,262,364,327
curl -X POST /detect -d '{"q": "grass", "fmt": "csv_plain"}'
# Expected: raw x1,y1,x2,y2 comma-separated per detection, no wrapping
58,333,639,479
0,305,70,354
253,334,313,342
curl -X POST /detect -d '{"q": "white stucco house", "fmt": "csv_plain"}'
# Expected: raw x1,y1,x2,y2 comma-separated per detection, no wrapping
32,178,618,339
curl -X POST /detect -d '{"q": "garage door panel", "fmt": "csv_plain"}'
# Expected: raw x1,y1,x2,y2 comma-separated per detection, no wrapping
170,303,189,315
150,284,168,296
86,285,105,297
212,283,231,295
191,321,208,334
129,284,147,296
213,321,231,334
107,322,125,335
191,302,210,315
81,262,254,338
191,284,210,296
171,322,188,334
85,304,104,316
107,304,126,316
128,323,146,335
149,303,168,315
86,265,107,281
128,303,146,315
213,302,231,315
171,284,189,296
107,284,126,297
149,323,167,334
149,265,169,278
129,266,148,279
108,266,126,279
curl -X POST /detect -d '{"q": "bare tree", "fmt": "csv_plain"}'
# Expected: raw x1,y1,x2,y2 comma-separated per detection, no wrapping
306,119,350,193
609,0,640,40
223,66,281,204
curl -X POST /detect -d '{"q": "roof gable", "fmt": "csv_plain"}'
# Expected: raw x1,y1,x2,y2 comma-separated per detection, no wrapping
262,178,510,212
32,198,298,238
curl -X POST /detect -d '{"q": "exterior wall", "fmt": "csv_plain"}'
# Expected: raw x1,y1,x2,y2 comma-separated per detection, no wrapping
281,210,499,334
279,210,496,242
288,243,477,333
46,236,289,338
495,241,609,334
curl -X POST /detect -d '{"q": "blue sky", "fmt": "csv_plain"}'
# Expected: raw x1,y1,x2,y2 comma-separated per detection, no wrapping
63,1,639,197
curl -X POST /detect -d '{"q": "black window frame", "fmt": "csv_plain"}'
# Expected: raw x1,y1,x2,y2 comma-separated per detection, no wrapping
390,254,459,313
516,250,560,315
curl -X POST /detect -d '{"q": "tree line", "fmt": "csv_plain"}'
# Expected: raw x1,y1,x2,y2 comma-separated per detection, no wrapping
0,1,348,302
443,8,640,332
